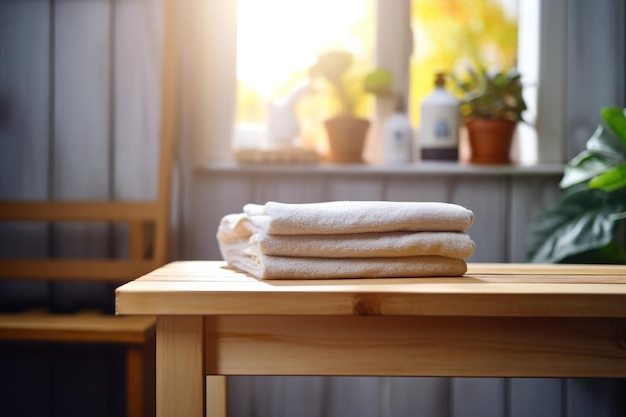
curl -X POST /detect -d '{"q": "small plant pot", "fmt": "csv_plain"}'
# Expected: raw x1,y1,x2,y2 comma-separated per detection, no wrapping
324,116,370,163
466,119,517,164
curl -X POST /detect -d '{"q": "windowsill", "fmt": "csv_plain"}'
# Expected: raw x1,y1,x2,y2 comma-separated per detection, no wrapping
199,160,565,177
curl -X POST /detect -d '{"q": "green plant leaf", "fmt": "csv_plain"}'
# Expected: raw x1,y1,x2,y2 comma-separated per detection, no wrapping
588,163,626,191
560,150,617,188
363,69,393,97
601,106,626,148
586,124,626,159
559,125,626,189
526,186,624,263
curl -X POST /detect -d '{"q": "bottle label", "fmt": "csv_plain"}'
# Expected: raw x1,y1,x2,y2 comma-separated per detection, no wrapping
420,108,459,149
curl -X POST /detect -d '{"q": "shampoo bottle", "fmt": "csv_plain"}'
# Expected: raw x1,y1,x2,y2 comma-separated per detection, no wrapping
383,95,414,163
420,72,460,161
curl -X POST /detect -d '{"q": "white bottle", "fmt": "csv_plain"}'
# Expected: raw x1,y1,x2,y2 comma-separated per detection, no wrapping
420,73,460,161
383,95,414,163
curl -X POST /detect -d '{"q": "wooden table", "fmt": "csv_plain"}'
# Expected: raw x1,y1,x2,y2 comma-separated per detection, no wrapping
115,261,626,417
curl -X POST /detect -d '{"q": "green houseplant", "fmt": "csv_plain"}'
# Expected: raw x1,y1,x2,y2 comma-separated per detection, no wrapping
310,51,393,162
527,106,626,264
453,65,527,164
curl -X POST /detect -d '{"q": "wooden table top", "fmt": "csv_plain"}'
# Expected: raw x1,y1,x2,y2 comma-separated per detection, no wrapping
115,261,626,317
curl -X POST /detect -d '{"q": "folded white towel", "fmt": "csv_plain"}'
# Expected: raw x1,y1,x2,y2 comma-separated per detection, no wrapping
222,250,468,280
218,214,475,259
250,230,475,259
243,201,473,235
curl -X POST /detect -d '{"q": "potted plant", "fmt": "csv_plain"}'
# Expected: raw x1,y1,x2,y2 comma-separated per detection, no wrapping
310,51,393,163
527,106,626,264
453,65,527,164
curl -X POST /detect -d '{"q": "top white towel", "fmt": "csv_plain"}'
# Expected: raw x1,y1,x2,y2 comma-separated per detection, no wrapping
243,201,474,235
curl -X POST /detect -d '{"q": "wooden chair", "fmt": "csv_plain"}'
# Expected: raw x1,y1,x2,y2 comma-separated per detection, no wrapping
0,3,178,416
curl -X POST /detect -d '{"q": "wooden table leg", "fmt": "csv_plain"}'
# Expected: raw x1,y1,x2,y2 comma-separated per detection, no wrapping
206,376,227,417
157,316,204,417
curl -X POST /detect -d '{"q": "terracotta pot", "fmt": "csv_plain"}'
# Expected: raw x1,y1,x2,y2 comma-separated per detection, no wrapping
466,119,517,164
324,116,370,163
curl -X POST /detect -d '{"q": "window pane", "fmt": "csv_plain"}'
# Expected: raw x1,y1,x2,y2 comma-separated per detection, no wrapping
235,0,374,151
410,0,519,126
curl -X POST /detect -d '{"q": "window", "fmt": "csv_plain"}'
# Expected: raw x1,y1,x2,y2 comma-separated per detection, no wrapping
232,0,538,163
235,0,374,154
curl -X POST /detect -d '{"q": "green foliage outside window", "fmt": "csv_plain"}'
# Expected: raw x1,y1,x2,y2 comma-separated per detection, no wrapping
410,0,518,125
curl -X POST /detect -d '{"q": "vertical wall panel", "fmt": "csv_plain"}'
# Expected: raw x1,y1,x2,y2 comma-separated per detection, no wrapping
566,0,626,159
509,378,562,417
279,376,324,417
114,0,162,201
388,377,450,417
52,0,112,312
325,377,381,417
113,0,162,262
386,176,456,203
451,177,508,262
0,1,51,200
325,175,385,201
191,172,254,260
54,0,110,200
509,177,561,262
0,0,51,309
253,173,326,204
0,3,52,414
566,379,626,417
452,378,506,417
51,0,114,415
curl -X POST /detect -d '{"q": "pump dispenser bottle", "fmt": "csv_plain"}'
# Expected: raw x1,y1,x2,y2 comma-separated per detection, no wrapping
420,72,460,161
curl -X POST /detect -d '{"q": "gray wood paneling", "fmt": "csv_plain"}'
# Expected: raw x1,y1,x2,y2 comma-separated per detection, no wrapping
388,377,450,417
253,173,326,204
452,378,506,417
0,0,51,310
509,378,563,417
52,0,111,313
0,3,53,414
566,0,626,158
325,175,386,201
114,0,161,201
566,379,626,417
325,377,381,417
509,176,562,262
0,1,51,199
50,1,116,415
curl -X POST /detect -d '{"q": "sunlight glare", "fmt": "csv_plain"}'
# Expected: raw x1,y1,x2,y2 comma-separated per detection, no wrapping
237,0,370,99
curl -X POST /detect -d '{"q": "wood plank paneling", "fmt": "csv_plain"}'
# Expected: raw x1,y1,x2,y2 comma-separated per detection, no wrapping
52,0,112,313
0,0,51,310
388,377,450,417
566,379,626,417
452,378,505,417
0,2,53,414
510,378,563,417
49,2,116,415
566,0,626,159
326,377,381,417
509,176,562,262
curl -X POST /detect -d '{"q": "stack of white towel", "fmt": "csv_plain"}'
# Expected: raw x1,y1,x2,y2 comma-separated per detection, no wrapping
216,201,475,280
